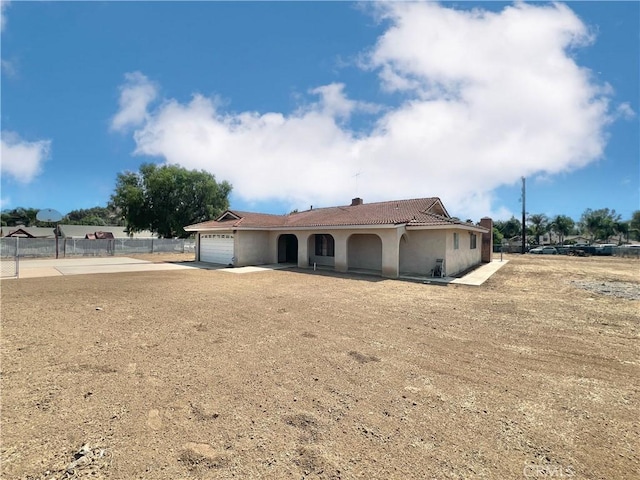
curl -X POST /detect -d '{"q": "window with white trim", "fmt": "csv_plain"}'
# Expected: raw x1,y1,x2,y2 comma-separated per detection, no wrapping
453,233,459,250
470,233,477,249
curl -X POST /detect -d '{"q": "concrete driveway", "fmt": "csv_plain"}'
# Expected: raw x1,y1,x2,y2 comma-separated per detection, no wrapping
10,257,198,279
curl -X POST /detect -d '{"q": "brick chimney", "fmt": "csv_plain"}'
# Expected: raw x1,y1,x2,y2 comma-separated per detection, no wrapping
351,197,363,206
479,217,493,262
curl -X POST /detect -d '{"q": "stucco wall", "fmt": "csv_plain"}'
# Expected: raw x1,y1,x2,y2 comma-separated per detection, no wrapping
347,234,382,271
399,230,447,276
445,230,482,276
235,231,271,266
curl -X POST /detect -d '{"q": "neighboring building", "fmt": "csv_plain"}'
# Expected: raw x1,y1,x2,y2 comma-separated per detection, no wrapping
57,225,156,239
564,235,591,245
185,197,492,279
1,225,56,238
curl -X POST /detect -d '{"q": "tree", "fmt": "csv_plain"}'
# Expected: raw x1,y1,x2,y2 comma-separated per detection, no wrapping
614,221,629,245
550,215,575,245
629,211,640,241
527,213,549,245
65,206,123,226
492,227,504,246
494,217,522,239
1,207,39,226
110,163,232,238
579,208,621,242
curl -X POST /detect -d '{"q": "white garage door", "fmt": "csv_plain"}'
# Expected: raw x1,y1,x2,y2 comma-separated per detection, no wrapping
200,234,234,265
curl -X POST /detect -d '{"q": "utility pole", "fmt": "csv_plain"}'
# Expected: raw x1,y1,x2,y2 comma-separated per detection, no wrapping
521,176,526,254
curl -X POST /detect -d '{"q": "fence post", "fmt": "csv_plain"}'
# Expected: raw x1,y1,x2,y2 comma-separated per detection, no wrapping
151,238,154,254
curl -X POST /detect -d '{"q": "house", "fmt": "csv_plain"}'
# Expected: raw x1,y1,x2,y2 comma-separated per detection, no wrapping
1,225,57,238
185,197,492,279
57,225,156,239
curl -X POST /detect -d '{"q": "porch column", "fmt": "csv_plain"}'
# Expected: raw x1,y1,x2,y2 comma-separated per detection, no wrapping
381,229,401,278
297,232,311,268
333,232,349,272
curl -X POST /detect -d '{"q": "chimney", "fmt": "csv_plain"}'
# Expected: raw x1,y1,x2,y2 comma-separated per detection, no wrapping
351,197,363,206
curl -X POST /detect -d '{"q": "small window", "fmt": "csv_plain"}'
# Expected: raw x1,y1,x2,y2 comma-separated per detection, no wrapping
453,233,459,250
470,233,477,249
315,234,335,257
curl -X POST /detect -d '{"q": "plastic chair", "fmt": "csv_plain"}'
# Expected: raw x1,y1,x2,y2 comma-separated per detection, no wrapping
432,259,445,277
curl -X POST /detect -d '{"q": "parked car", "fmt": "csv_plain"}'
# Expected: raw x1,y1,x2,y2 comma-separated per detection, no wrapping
595,244,616,256
529,246,557,255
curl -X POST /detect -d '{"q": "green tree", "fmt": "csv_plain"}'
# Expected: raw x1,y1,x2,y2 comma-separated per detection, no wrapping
1,207,39,226
579,208,621,242
527,213,549,245
110,163,232,238
492,227,504,246
613,220,629,245
65,206,123,226
494,217,522,239
630,210,640,241
550,214,575,245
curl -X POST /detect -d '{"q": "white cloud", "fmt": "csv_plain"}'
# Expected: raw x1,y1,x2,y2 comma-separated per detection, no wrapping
114,2,617,219
110,71,158,132
1,131,51,183
1,0,9,33
615,102,635,120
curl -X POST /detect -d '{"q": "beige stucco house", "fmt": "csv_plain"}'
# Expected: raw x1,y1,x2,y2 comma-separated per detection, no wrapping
184,197,492,279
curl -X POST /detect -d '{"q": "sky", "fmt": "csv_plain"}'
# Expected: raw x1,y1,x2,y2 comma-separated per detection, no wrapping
1,1,638,223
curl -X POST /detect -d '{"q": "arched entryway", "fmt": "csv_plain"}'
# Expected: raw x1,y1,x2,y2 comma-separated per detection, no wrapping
347,233,382,273
277,234,298,263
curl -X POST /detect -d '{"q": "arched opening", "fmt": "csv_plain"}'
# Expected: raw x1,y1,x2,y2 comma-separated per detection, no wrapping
277,234,298,263
399,233,411,274
347,233,382,273
307,233,335,267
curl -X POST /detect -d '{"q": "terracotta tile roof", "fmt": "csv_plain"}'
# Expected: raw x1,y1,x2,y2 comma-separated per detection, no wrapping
185,197,476,231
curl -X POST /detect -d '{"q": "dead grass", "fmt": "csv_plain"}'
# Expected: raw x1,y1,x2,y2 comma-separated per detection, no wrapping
1,254,638,479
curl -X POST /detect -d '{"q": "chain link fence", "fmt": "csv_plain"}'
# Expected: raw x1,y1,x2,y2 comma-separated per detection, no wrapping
1,256,18,278
0,237,19,278
0,237,195,259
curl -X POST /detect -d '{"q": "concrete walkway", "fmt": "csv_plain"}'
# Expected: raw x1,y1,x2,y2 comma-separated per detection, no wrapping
401,259,509,286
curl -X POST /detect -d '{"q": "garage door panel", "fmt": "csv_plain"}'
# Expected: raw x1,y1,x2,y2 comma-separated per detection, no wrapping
200,234,234,264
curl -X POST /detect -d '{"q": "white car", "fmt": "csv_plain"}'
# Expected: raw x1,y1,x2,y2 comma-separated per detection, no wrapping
529,246,557,254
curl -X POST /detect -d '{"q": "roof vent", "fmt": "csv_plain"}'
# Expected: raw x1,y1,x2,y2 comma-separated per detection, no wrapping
351,197,363,206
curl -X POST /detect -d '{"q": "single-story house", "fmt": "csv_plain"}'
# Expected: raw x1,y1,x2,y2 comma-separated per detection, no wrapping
57,225,156,239
1,225,56,238
185,197,492,279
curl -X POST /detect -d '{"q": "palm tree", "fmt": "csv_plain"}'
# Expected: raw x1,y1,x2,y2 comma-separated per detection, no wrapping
550,215,575,245
527,213,549,245
614,221,630,245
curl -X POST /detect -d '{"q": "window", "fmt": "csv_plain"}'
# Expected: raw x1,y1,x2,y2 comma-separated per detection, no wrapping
315,234,335,257
453,233,459,250
470,233,477,249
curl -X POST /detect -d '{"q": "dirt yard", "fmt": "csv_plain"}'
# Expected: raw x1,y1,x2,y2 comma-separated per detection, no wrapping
1,254,638,479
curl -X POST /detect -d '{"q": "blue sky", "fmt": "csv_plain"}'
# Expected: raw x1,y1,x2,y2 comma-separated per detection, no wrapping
1,1,638,223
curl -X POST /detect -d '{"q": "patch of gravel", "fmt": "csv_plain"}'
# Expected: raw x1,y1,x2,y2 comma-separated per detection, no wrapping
571,280,640,300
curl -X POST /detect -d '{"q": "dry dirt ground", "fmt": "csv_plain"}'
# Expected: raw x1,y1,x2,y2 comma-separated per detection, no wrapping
1,254,638,480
